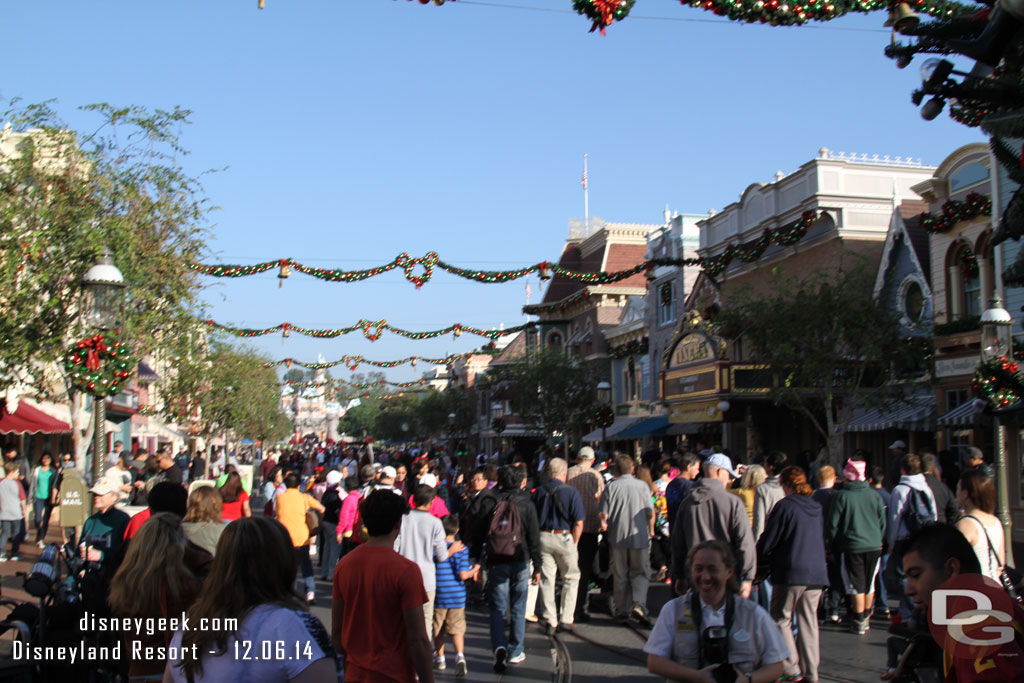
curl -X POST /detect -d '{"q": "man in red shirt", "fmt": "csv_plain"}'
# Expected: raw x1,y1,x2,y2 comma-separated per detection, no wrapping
332,489,434,683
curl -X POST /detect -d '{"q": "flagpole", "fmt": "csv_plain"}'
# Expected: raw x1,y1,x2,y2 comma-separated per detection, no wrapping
583,153,589,231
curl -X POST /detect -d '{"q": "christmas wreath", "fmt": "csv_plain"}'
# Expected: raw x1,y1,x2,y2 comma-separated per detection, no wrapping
491,417,507,434
65,333,135,397
595,404,615,428
573,0,636,34
973,356,1024,410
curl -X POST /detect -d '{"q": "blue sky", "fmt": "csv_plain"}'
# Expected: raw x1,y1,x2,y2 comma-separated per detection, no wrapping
2,0,983,383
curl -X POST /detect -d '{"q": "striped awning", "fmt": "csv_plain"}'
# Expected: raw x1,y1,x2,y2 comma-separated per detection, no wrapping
937,398,989,427
846,398,935,433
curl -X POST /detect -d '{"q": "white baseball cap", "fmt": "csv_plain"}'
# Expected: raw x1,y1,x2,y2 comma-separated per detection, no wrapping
419,473,438,489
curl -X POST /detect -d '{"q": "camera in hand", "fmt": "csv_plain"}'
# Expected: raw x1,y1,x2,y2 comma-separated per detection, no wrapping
702,626,736,683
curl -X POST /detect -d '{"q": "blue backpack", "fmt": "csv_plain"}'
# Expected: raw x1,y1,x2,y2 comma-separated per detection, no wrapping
900,486,933,535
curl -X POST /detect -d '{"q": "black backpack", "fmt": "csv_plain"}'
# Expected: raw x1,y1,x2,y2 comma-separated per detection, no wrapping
486,495,524,559
900,486,933,535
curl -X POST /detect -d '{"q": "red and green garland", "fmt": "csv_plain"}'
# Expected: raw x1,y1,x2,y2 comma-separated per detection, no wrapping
973,356,1023,409
207,318,535,341
64,334,135,397
610,336,649,359
264,353,471,371
959,246,979,281
921,193,992,233
573,0,636,34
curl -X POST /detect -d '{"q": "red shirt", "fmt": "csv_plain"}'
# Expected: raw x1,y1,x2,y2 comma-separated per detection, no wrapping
123,508,150,540
220,489,249,522
333,545,427,682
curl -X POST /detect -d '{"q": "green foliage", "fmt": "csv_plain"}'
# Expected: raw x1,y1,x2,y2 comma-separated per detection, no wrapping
489,346,598,438
336,372,386,437
0,98,213,406
715,260,925,459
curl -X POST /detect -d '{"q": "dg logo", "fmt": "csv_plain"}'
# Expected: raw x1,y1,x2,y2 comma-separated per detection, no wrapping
929,573,1019,660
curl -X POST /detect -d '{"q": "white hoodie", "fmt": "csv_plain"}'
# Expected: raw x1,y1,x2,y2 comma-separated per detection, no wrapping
887,473,937,546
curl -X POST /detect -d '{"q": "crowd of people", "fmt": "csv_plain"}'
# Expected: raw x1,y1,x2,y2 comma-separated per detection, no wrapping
0,438,1022,682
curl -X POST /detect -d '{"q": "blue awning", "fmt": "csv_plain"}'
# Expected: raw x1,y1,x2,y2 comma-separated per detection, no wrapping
137,361,161,381
846,397,935,433
582,416,646,442
616,416,670,439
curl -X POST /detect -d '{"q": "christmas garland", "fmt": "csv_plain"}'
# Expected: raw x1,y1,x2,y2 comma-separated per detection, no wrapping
959,246,979,281
65,334,135,397
207,318,535,341
675,0,975,27
279,378,431,390
921,192,991,233
573,0,636,34
972,356,1024,409
191,214,819,290
610,336,649,359
263,353,472,371
491,417,507,434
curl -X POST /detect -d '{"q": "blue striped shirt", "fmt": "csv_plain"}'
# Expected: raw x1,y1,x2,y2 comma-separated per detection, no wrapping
435,541,470,609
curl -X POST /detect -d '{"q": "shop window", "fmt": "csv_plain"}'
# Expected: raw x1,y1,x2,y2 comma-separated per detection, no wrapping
946,242,982,319
657,282,675,325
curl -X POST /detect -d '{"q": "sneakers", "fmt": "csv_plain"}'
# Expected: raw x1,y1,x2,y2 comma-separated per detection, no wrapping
630,604,652,628
508,652,526,665
433,655,446,671
0,556,7,563
493,646,507,673
305,591,315,604
851,617,871,635
36,541,45,549
455,656,467,677
9,556,21,562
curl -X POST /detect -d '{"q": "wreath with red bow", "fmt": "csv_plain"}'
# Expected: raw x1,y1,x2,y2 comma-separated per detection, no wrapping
64,334,135,397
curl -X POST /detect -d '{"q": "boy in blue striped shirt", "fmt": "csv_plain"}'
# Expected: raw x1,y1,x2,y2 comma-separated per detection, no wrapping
433,514,479,677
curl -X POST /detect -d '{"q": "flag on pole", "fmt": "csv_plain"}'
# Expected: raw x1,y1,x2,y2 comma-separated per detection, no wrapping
525,277,532,304
581,168,587,190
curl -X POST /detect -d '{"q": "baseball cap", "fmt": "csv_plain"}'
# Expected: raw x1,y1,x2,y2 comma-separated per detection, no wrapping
705,453,739,478
578,446,595,461
381,466,397,479
90,477,119,496
965,446,984,462
888,440,907,450
419,473,438,489
326,470,343,486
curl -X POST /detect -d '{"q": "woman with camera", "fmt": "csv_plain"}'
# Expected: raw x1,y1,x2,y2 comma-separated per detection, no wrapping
755,466,829,683
644,539,787,683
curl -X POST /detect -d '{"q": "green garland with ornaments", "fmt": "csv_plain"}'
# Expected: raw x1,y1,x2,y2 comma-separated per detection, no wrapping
207,318,533,341
610,337,649,359
973,356,1024,410
65,334,135,397
921,192,991,233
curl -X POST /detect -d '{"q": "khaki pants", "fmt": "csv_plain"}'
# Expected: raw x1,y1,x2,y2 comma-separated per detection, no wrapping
539,532,581,627
422,590,435,639
770,584,822,680
611,545,650,618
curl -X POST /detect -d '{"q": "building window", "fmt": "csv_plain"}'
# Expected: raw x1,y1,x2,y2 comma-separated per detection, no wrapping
657,282,674,325
947,242,983,319
547,331,562,351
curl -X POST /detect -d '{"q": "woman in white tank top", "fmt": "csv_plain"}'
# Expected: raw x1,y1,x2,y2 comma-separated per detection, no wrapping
954,469,1004,581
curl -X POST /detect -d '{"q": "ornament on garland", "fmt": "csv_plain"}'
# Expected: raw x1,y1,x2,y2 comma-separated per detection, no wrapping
921,193,991,233
959,246,980,281
610,337,649,359
207,318,536,341
64,334,135,397
573,0,635,34
973,355,1024,409
595,404,615,428
677,0,973,27
492,417,507,434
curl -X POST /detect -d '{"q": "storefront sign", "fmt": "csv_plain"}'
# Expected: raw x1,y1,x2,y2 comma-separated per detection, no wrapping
670,333,712,368
670,400,723,423
664,368,718,398
732,365,773,392
935,356,978,379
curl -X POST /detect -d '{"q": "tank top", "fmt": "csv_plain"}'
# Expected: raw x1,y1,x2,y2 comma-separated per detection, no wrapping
964,514,1003,581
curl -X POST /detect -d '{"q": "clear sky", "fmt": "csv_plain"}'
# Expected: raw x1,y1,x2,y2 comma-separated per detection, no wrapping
1,0,983,384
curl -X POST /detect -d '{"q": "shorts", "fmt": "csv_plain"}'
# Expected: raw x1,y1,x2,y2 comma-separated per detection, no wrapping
841,550,882,595
432,606,467,637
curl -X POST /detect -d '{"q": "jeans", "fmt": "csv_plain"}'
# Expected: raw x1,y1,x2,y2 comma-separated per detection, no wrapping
320,522,341,579
0,519,20,558
33,499,51,543
487,561,529,658
294,546,315,595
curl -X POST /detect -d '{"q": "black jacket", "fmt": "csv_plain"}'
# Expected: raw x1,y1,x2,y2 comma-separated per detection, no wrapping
473,488,541,571
923,472,958,524
460,488,497,559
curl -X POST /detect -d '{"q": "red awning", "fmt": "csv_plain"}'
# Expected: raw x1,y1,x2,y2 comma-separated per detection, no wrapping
0,400,72,435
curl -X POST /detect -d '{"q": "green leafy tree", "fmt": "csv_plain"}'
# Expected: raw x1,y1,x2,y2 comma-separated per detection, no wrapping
714,260,927,463
0,99,214,460
489,346,598,449
336,372,386,438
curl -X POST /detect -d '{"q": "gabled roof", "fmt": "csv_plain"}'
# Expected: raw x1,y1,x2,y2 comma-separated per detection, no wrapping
489,331,526,366
900,205,931,285
872,202,933,300
537,238,649,308
539,243,587,305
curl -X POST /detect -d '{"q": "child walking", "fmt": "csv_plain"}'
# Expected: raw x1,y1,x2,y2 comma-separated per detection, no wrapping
0,462,28,561
433,514,479,677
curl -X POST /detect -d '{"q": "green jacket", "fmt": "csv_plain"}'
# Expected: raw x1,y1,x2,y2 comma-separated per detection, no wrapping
824,481,886,553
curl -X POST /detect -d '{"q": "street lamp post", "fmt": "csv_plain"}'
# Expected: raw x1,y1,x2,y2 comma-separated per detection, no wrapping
81,248,125,485
448,412,456,462
597,381,611,457
980,296,1016,567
